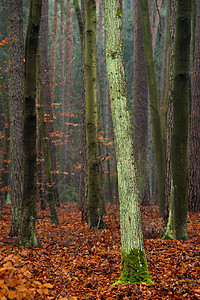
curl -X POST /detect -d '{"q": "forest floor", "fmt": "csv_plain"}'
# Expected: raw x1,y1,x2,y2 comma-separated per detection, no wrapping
0,203,200,300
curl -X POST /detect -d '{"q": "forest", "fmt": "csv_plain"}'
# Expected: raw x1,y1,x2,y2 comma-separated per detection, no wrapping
0,0,199,299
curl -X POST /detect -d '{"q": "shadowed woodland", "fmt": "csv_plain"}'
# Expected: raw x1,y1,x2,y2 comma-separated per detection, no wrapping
0,0,200,299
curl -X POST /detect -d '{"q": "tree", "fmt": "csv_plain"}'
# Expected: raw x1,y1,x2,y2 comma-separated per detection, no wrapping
73,0,88,221
8,0,24,236
0,70,10,220
164,0,191,240
84,0,104,228
188,0,200,212
37,48,59,224
102,0,153,284
39,0,60,207
139,0,166,216
133,0,149,205
19,0,42,247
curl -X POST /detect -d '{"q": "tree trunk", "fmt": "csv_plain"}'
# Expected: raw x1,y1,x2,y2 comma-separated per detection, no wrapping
73,0,88,222
84,0,104,228
50,0,59,103
36,48,59,224
102,0,153,284
164,0,191,240
0,72,10,220
40,0,60,207
188,0,200,212
163,0,177,228
133,0,150,205
19,0,42,247
8,0,24,236
139,0,166,216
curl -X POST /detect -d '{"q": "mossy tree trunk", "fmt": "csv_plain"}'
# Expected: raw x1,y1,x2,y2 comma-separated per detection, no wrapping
164,0,191,240
84,0,103,228
102,0,153,284
36,48,59,224
19,0,42,247
8,0,24,236
139,0,166,216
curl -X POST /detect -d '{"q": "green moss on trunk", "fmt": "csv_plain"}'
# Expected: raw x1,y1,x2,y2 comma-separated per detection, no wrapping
113,249,154,285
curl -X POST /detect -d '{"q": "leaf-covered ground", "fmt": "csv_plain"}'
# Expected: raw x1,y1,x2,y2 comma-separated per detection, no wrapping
0,204,200,299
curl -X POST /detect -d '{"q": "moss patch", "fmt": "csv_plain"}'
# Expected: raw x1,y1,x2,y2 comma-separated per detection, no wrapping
113,248,154,285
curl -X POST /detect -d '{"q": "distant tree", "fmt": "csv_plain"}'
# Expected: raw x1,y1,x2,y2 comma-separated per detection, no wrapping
19,0,42,247
50,0,59,103
188,0,200,212
36,48,59,224
102,0,153,284
84,0,104,228
8,0,24,236
39,0,60,207
164,0,191,240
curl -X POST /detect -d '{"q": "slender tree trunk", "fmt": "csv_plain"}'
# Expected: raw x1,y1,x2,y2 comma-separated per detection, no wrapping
139,0,166,216
19,0,42,247
164,0,191,240
163,0,177,228
73,0,88,221
36,49,59,224
50,0,59,103
40,0,60,207
188,0,200,212
102,0,153,284
84,0,104,228
8,0,24,236
133,0,150,205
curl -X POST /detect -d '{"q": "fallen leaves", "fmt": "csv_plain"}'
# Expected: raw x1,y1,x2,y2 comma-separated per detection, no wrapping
0,204,199,299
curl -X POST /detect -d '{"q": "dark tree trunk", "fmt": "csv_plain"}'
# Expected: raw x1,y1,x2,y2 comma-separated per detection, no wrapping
19,0,42,247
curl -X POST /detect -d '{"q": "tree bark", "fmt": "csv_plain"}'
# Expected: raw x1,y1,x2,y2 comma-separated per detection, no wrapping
188,0,200,212
102,0,153,284
19,0,42,247
8,0,24,236
139,0,166,216
133,0,150,205
84,0,104,228
164,0,191,240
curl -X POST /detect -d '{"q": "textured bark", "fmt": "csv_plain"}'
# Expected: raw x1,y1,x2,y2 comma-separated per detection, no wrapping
0,72,10,219
188,0,200,212
73,0,88,222
84,0,103,228
102,0,152,284
50,0,59,103
98,0,113,204
8,0,24,236
19,0,42,247
40,0,60,207
163,0,176,228
164,0,191,240
133,0,149,205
